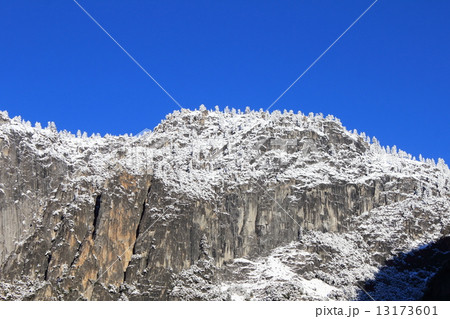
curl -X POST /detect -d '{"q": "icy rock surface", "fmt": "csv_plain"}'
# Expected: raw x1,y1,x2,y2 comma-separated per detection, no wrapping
0,108,449,300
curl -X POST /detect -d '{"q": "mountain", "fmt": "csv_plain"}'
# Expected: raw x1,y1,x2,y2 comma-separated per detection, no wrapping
0,107,449,300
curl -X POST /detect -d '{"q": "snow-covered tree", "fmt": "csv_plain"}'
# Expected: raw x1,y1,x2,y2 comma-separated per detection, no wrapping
46,121,57,132
391,145,397,155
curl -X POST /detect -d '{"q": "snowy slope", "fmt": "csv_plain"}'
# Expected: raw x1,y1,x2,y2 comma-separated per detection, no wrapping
0,107,449,300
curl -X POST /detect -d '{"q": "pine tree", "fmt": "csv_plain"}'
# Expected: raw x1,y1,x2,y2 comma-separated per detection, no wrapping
46,121,57,132
199,234,209,259
391,145,397,155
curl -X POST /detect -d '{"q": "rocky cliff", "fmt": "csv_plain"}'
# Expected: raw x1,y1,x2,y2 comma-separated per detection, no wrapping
0,108,449,300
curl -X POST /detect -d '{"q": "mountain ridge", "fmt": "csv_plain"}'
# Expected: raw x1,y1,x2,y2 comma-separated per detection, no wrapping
0,107,449,300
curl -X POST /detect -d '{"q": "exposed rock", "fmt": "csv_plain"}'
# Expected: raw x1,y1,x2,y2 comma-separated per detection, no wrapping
0,108,449,300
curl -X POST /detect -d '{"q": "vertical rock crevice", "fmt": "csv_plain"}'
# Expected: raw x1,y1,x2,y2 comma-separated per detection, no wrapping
44,252,52,281
124,183,153,283
132,185,152,254
92,194,102,240
69,233,87,268
133,201,147,255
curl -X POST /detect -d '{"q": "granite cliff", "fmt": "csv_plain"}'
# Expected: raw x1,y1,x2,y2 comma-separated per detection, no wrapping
0,107,449,300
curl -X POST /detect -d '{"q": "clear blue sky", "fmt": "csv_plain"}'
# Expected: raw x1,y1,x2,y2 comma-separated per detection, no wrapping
1,1,449,161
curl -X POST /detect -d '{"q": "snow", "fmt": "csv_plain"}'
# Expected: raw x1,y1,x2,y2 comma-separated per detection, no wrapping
2,107,449,203
232,258,255,265
301,278,335,298
1,107,449,300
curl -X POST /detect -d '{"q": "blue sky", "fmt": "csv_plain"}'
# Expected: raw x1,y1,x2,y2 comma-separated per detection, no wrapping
1,1,449,161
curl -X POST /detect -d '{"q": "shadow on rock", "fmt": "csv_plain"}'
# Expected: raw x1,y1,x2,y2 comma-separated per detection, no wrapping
358,236,450,301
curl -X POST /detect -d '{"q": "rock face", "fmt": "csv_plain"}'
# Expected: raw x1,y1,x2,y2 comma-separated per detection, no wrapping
0,108,449,300
422,260,450,301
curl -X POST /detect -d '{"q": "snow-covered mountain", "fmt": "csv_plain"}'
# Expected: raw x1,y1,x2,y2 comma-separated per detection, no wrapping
0,107,449,300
